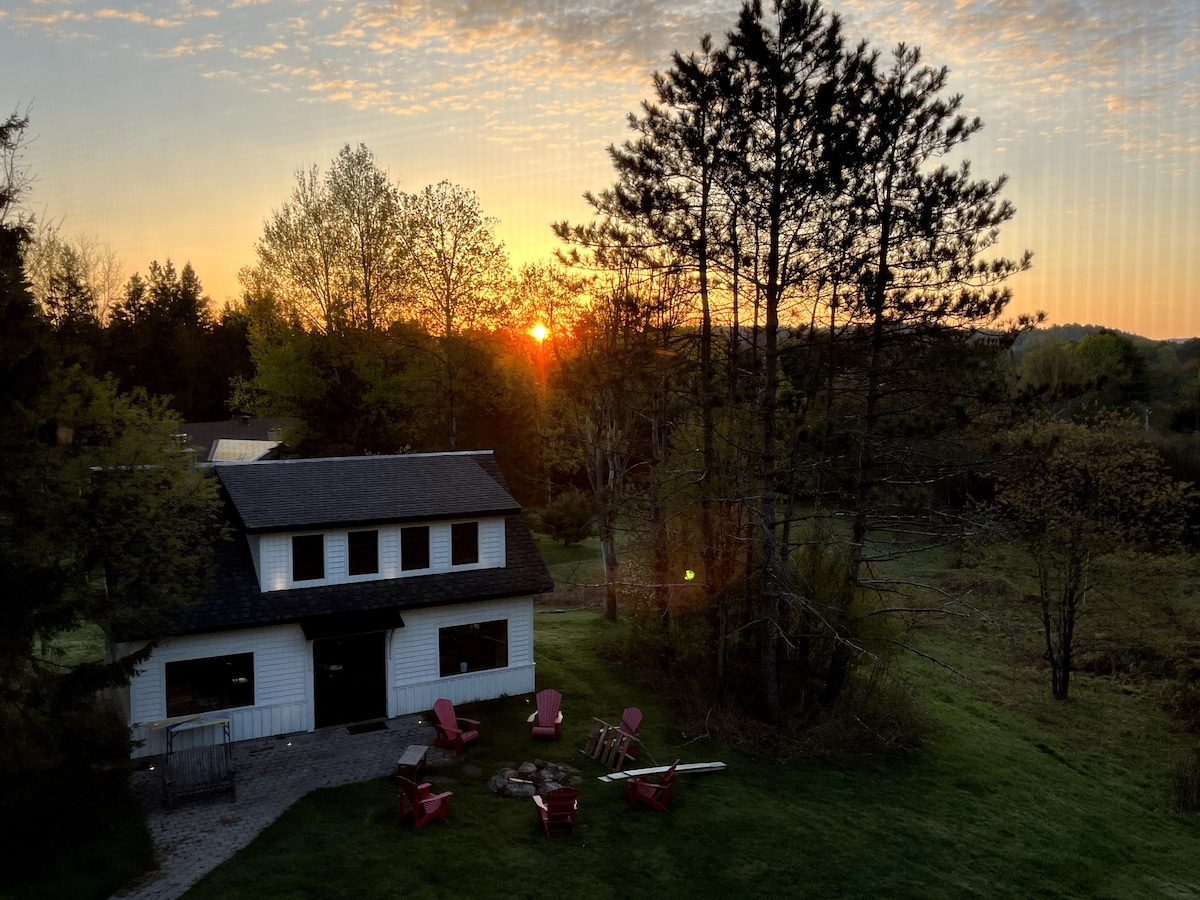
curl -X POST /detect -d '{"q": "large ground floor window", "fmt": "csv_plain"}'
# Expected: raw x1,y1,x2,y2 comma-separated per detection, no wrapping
439,620,508,677
165,652,255,717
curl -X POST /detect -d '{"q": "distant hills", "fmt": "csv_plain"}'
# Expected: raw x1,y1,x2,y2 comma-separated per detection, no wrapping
1011,324,1199,359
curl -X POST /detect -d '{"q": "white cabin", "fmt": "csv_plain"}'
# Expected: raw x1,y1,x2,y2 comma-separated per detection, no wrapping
118,451,552,758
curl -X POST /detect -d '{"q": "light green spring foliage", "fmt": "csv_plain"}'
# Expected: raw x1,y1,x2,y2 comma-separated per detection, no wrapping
994,413,1193,697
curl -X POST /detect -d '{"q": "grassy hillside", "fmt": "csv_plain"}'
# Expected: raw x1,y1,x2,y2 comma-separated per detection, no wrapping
182,594,1200,900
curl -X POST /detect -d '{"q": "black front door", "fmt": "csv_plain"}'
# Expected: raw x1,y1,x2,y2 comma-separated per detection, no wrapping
313,632,386,728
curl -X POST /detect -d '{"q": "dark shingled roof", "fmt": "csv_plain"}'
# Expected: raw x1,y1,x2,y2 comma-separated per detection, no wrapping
167,514,553,637
215,452,521,532
118,451,553,640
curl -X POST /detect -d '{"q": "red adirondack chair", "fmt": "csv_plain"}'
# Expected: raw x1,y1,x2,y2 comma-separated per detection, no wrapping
533,787,580,836
619,706,643,758
527,688,563,739
431,698,480,752
627,759,678,811
396,776,452,829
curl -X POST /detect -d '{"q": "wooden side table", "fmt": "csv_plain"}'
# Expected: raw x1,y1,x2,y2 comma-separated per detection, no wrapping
396,744,429,782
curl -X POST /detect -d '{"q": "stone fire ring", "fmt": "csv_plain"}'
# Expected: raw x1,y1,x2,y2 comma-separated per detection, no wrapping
487,759,583,798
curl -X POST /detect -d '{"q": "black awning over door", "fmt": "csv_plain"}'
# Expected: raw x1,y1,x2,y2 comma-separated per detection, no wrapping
299,607,404,641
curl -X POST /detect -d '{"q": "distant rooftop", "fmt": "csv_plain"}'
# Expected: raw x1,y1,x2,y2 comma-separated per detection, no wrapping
210,439,280,462
179,416,299,461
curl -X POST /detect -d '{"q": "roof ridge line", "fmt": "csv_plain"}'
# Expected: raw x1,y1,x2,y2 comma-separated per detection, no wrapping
213,449,494,466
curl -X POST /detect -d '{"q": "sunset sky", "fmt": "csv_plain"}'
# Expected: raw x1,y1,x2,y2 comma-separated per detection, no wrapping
3,0,1197,339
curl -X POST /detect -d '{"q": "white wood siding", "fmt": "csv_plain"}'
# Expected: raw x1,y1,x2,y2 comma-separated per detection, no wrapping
124,624,311,758
388,597,535,716
479,519,504,567
380,527,400,578
256,517,507,592
327,532,347,578
430,524,450,570
260,534,290,591
124,596,537,758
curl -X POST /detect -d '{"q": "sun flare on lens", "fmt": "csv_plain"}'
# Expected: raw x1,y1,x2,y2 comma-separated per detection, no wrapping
530,323,549,343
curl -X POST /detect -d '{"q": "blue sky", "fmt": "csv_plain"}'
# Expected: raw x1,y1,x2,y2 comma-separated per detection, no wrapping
3,0,1198,337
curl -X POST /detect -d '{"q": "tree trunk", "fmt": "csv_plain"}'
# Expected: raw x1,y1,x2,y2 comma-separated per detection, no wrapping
758,127,784,723
824,137,899,709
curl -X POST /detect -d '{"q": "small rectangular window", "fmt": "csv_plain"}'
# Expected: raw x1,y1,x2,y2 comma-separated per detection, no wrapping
166,653,254,717
451,522,479,566
348,529,379,576
293,534,324,581
439,620,508,677
401,526,430,571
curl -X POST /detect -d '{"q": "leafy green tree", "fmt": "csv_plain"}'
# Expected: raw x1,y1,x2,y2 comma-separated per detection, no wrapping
38,245,98,332
401,180,513,337
105,259,225,419
811,42,1034,706
31,242,103,370
248,151,528,455
232,293,435,456
552,243,692,619
539,488,594,546
554,0,1033,725
253,143,408,335
1017,340,1087,403
400,180,514,449
724,0,872,718
1071,329,1150,408
1,149,221,873
1171,368,1200,433
23,226,125,324
0,371,220,881
992,415,1191,699
1,110,221,722
555,35,735,617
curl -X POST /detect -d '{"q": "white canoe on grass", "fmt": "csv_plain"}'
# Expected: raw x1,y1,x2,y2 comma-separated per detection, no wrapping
597,762,727,782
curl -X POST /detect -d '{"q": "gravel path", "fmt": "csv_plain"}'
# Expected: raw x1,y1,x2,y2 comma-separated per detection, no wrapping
112,715,452,900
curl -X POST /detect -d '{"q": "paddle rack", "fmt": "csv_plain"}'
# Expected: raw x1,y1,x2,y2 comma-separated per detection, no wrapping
582,717,642,770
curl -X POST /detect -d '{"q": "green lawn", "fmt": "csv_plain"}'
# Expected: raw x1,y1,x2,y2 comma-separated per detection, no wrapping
182,609,1200,900
535,534,606,607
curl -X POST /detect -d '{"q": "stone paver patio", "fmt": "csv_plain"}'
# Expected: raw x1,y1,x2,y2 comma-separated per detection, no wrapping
113,715,453,900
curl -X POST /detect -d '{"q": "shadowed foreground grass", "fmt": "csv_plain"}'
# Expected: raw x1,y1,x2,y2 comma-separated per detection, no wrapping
181,609,1200,900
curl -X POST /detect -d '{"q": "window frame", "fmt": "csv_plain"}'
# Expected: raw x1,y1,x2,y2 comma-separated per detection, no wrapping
400,525,430,572
292,533,325,582
450,521,479,567
347,529,379,577
438,619,508,677
165,652,255,718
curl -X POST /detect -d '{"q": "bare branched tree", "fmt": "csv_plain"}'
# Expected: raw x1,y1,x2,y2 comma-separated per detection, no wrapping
0,106,34,229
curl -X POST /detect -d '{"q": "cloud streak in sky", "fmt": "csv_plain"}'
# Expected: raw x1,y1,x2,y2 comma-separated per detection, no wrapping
834,0,1199,165
8,0,1195,162
4,0,1197,336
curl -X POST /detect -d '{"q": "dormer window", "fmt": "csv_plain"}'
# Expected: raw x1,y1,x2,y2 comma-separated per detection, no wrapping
451,522,479,566
348,529,379,576
401,525,430,571
292,534,325,581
